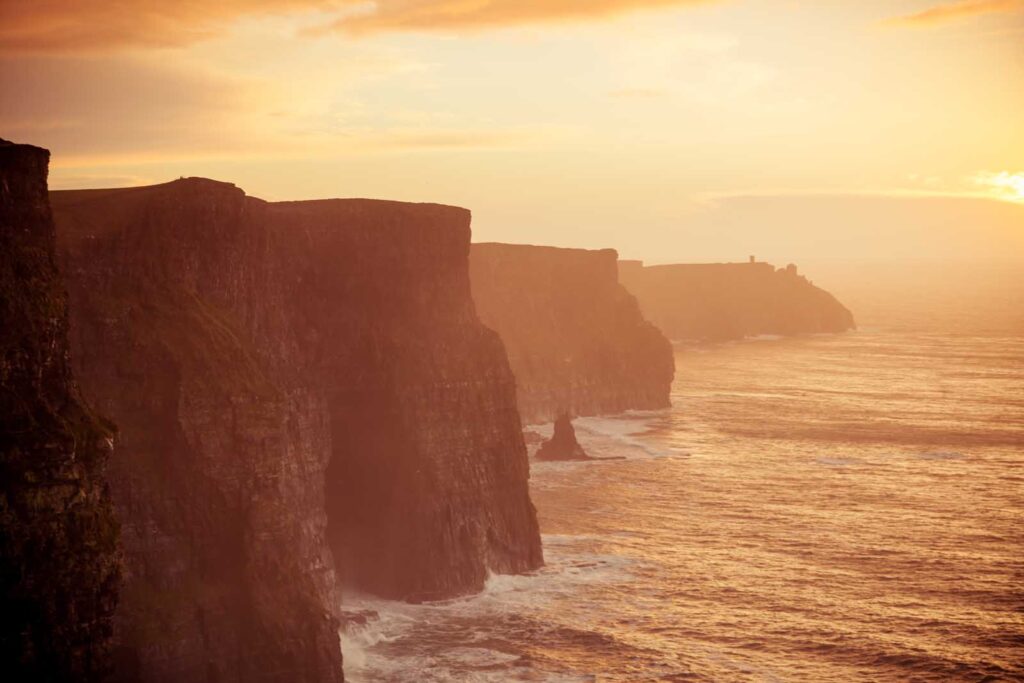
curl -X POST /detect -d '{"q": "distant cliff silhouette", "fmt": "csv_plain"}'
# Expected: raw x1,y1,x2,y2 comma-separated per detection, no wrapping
471,244,674,424
618,259,855,341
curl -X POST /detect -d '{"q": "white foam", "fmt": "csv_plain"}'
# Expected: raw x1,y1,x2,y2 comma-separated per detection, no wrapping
570,411,677,459
339,535,632,681
341,415,668,680
816,456,858,467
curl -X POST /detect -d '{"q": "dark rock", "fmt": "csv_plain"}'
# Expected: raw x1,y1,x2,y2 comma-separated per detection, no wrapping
51,177,543,681
470,244,674,424
279,202,543,602
54,179,344,683
618,259,855,341
536,415,591,461
0,139,120,681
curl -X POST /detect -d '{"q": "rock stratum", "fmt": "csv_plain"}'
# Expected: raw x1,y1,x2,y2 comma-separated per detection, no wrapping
1,140,120,680
51,178,542,681
470,244,674,425
619,260,855,341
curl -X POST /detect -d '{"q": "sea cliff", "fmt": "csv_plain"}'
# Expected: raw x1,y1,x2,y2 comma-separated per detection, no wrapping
51,179,542,681
470,243,674,424
54,180,344,683
0,140,120,680
618,260,855,341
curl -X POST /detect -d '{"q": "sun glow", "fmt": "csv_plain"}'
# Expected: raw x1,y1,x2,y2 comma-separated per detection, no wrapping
975,171,1024,203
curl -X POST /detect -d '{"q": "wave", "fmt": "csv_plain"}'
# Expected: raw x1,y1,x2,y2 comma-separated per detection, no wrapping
917,450,967,461
571,412,680,460
339,535,633,682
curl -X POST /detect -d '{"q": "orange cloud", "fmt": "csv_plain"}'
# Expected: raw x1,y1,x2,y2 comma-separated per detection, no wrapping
0,55,271,156
0,0,719,53
0,52,534,166
319,0,718,35
0,0,339,54
884,0,1022,27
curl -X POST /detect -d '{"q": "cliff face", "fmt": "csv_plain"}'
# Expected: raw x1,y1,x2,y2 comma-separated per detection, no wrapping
470,244,674,424
0,140,120,680
54,180,344,683
619,260,855,341
51,178,541,680
268,201,542,601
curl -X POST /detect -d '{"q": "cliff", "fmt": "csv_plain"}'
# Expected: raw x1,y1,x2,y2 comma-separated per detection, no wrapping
618,260,855,341
470,244,674,424
51,178,541,680
273,201,542,601
53,180,344,683
0,140,120,680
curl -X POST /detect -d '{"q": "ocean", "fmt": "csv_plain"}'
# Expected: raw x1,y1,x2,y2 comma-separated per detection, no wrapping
341,264,1024,682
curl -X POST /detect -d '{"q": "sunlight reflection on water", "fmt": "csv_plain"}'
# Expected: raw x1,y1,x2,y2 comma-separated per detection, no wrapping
343,328,1024,682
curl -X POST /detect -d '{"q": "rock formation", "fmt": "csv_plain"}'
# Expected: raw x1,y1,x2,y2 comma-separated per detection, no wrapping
277,201,543,602
53,180,344,683
1,140,120,680
535,415,590,461
52,179,542,680
470,244,674,424
618,260,855,341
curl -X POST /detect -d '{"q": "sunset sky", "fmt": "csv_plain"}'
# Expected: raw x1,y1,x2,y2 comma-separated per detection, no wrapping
2,0,1022,262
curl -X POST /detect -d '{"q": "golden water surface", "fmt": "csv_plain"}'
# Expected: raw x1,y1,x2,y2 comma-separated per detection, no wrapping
344,282,1024,681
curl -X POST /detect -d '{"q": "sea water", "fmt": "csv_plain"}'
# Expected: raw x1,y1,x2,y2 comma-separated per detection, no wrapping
341,265,1024,682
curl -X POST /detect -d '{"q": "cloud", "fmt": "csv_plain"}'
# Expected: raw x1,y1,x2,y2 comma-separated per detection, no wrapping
319,0,718,35
609,88,667,99
0,55,275,159
0,0,720,53
974,171,1024,203
48,173,156,190
349,129,531,150
0,0,339,54
676,192,1024,262
883,0,1023,28
0,42,537,169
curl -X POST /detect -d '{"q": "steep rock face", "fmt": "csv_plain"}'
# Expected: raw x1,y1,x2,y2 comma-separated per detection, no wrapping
470,244,674,424
0,140,120,680
266,201,542,601
51,178,541,678
619,260,855,341
54,180,343,683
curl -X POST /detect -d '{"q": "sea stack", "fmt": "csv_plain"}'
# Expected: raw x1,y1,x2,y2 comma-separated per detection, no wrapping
0,140,120,681
470,243,674,424
535,415,591,461
618,259,855,341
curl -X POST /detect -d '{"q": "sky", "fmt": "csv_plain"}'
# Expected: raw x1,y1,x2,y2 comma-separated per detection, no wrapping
1,0,1022,263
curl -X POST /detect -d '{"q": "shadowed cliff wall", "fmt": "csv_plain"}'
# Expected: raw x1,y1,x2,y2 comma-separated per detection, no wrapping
0,140,120,680
619,260,855,342
470,244,674,424
266,201,542,601
51,178,541,680
53,180,344,683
